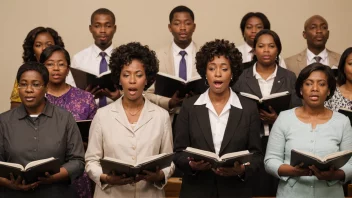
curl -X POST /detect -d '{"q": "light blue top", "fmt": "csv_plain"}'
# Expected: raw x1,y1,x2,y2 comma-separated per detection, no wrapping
264,108,352,198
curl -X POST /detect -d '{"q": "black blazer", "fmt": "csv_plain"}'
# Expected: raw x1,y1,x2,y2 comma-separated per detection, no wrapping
233,65,302,111
173,93,263,198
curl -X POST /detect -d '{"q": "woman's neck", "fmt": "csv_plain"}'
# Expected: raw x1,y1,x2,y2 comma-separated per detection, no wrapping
47,82,70,97
208,88,230,104
26,99,46,115
256,62,276,79
302,104,326,117
343,81,352,92
122,96,145,110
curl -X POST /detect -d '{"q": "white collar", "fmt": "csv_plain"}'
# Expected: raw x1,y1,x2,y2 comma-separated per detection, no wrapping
244,42,253,53
172,41,194,56
194,88,242,109
307,48,328,62
253,62,278,80
92,44,114,58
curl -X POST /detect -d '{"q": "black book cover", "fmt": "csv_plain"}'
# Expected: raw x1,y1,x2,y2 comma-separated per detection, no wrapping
290,149,352,171
100,153,174,177
77,120,92,142
70,68,116,91
154,73,207,98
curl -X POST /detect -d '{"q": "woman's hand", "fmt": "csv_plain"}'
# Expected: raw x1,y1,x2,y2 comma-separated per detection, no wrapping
259,106,278,124
143,167,165,182
213,161,246,177
37,172,55,185
101,172,135,186
4,173,39,191
278,163,312,177
188,157,212,171
309,165,345,181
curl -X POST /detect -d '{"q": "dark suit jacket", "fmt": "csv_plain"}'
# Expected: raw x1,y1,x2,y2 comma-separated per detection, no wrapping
233,64,302,112
173,93,263,198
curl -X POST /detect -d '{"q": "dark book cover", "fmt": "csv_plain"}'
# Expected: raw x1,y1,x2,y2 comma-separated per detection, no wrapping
290,149,352,171
100,153,174,177
338,108,352,125
77,120,92,142
0,158,60,184
154,73,207,98
70,68,116,92
240,92,291,114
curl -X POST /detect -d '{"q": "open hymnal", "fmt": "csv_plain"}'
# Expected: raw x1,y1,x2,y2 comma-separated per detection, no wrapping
183,147,252,168
290,149,352,171
0,157,60,183
154,72,207,98
70,68,116,91
239,91,291,113
100,153,174,177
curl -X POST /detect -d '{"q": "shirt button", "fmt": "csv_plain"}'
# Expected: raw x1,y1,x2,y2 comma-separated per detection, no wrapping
34,149,37,152
132,146,136,150
311,140,314,143
34,127,38,130
34,137,37,140
132,156,135,160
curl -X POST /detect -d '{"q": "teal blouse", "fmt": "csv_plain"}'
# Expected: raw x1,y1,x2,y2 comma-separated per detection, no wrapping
264,108,352,198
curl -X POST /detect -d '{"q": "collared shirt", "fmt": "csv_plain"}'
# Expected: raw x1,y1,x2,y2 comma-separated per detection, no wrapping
194,89,242,155
0,102,85,193
253,63,278,136
172,41,194,81
307,48,329,65
237,42,287,68
71,44,114,105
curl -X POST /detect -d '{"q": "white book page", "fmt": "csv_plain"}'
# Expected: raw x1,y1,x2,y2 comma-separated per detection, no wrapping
294,150,324,162
136,153,170,166
187,75,202,83
339,108,352,113
0,161,24,170
324,150,352,161
185,147,220,161
220,150,250,161
97,70,111,78
239,92,260,101
262,91,289,100
25,157,55,170
76,120,92,123
103,157,135,167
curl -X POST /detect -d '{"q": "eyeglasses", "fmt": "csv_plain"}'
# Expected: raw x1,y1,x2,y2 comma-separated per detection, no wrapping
18,83,44,90
44,62,68,69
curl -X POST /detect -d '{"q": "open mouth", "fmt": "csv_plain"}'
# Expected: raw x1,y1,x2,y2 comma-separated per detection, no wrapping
309,95,319,101
213,81,223,88
128,88,138,95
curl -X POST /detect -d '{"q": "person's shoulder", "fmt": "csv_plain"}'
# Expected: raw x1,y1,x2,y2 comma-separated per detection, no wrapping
326,49,341,58
236,94,257,110
144,98,169,117
278,66,297,79
70,87,95,99
0,108,17,121
155,43,172,55
332,110,350,124
72,45,94,59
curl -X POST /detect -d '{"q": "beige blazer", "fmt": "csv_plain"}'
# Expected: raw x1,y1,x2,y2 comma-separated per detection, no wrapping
85,97,174,198
285,48,341,77
145,42,199,111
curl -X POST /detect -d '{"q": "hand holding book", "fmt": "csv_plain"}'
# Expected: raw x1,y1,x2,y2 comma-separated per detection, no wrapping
259,106,278,124
212,161,246,177
188,157,212,171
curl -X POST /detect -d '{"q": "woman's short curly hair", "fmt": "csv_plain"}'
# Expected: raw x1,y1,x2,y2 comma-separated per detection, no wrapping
196,39,243,87
22,27,65,62
109,42,159,90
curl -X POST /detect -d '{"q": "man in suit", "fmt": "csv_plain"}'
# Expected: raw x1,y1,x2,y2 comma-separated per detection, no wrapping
71,8,120,107
145,5,198,117
285,15,341,77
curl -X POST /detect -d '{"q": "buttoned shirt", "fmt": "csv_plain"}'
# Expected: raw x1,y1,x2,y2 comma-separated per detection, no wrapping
253,64,278,136
172,41,194,81
194,89,242,155
307,48,329,65
265,108,352,198
0,102,85,197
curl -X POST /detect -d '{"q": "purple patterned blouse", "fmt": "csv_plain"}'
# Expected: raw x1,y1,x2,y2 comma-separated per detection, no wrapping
46,87,97,121
46,86,96,198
